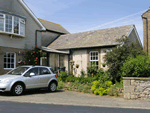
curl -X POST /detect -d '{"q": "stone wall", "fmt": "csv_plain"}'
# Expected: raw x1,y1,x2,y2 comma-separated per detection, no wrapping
123,77,150,100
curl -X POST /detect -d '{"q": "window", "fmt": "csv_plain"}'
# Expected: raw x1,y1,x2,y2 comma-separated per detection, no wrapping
89,51,99,69
0,14,4,31
5,15,12,33
4,53,15,69
20,19,25,36
40,68,50,75
8,67,29,75
106,48,111,52
0,13,25,36
14,17,19,34
50,68,54,73
24,68,39,77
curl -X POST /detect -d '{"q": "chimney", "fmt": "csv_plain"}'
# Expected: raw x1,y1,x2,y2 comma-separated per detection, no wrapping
142,7,150,55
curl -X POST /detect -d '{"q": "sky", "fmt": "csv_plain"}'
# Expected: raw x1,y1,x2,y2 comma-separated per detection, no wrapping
24,0,150,45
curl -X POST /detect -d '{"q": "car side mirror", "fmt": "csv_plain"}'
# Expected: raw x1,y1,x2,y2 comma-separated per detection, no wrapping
29,73,35,77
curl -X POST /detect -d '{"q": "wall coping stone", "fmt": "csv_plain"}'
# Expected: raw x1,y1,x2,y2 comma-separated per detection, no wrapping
123,77,150,80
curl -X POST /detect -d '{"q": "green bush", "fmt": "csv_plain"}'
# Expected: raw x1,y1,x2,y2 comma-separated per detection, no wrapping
104,36,146,83
78,84,84,92
82,84,92,93
91,79,113,96
87,63,98,77
91,80,100,92
59,71,68,82
57,81,65,90
107,86,119,97
66,76,72,82
121,55,150,77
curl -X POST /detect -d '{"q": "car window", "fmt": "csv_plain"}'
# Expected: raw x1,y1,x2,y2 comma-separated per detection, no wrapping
24,68,39,77
50,68,54,74
40,68,50,75
7,67,30,75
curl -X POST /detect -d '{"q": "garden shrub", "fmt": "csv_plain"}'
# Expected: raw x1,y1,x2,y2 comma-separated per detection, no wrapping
57,81,65,90
78,84,84,92
82,84,92,93
107,86,119,97
87,63,98,77
91,79,113,96
59,71,68,82
104,36,146,83
91,80,100,92
121,55,150,77
66,76,72,82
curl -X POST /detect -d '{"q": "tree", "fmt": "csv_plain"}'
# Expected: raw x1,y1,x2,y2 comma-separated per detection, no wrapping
121,55,150,77
104,35,146,83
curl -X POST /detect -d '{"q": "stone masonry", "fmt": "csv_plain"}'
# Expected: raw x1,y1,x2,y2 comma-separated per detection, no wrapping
142,7,150,54
123,77,150,100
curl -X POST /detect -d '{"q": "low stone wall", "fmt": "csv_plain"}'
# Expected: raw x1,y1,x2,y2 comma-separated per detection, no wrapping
123,77,150,100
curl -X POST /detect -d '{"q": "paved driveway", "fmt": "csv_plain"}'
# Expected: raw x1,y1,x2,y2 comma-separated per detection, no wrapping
0,90,150,109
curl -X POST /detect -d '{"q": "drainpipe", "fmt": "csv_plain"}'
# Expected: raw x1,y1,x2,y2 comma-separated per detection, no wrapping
142,17,148,55
35,30,46,48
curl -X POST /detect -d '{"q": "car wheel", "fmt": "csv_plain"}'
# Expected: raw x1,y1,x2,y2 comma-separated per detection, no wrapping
49,82,57,92
12,83,24,96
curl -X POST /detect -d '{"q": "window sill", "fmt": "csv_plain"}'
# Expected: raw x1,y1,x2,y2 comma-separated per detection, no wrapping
0,31,25,38
4,68,14,70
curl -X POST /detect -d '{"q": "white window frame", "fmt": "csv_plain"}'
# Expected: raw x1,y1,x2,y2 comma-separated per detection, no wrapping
89,51,99,68
0,13,25,37
4,52,16,70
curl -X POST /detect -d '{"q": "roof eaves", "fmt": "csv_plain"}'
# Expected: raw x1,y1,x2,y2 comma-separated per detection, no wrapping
57,44,119,50
18,0,46,30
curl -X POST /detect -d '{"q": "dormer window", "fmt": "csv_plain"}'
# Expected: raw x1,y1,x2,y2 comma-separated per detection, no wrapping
0,13,25,37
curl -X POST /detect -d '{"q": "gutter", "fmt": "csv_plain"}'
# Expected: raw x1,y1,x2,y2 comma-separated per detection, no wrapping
142,16,148,55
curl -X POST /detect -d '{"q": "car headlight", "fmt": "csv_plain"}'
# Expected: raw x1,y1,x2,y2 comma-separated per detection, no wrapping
0,79,11,83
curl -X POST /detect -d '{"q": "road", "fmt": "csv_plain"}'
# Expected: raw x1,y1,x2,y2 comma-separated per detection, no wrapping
0,101,150,113
0,90,150,110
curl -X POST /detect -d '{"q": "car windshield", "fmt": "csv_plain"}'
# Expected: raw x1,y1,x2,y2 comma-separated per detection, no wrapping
7,67,30,75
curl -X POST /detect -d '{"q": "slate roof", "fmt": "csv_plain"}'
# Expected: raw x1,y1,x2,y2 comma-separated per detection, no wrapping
38,18,70,34
48,25,134,50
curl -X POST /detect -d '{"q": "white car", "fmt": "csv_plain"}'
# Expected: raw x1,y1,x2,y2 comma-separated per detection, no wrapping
0,66,58,96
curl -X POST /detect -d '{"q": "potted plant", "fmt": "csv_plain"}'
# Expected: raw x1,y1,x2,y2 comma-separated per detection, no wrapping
76,64,79,68
102,63,106,67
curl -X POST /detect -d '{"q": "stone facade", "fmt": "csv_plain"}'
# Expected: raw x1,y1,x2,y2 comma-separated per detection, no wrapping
142,7,150,54
123,77,150,100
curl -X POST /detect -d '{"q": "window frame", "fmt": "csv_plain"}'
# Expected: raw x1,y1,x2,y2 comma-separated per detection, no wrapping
23,67,39,77
89,51,99,68
0,13,25,37
39,67,51,75
0,13,4,32
4,52,16,70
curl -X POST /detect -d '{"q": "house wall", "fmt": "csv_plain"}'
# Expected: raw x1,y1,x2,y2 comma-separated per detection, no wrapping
41,32,60,47
128,28,141,48
70,47,112,77
142,9,150,54
0,0,42,49
72,49,88,77
0,46,24,75
0,0,43,74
